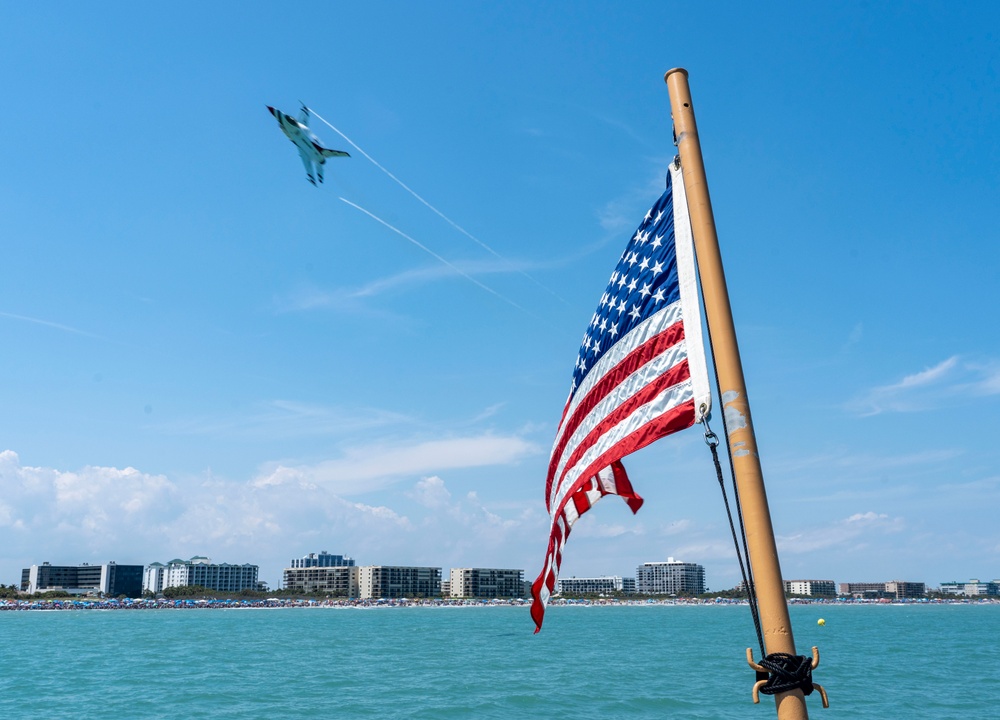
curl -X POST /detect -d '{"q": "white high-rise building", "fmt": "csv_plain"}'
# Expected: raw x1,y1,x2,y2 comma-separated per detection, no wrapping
940,579,1000,596
357,566,441,599
449,568,524,598
784,579,836,597
143,562,167,594
283,565,360,595
557,576,636,595
289,551,355,569
143,557,259,593
636,557,705,595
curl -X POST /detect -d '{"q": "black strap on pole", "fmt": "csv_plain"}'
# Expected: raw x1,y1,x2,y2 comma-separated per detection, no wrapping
702,412,765,660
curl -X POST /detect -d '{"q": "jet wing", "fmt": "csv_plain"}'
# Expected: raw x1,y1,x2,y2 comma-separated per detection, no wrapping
314,142,350,159
298,105,310,127
297,147,316,184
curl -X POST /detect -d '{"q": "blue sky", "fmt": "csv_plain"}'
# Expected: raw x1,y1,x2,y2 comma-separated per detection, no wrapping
2,2,998,591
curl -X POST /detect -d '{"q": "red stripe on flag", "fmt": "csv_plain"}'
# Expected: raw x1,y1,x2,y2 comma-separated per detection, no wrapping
531,460,636,632
550,360,692,503
549,398,693,536
545,321,686,504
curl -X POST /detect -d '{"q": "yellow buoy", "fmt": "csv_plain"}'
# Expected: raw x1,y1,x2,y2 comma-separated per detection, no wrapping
817,618,826,626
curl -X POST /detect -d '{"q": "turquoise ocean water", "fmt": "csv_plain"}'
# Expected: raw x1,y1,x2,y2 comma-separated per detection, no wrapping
1,603,997,718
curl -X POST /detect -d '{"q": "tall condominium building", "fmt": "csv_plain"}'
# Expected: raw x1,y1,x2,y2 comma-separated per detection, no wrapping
784,579,837,597
939,579,1000,596
21,562,143,597
838,581,926,599
449,568,525,598
144,562,167,594
358,566,441,599
636,557,705,595
885,581,926,599
289,551,355,569
557,576,636,595
143,557,259,593
283,565,360,596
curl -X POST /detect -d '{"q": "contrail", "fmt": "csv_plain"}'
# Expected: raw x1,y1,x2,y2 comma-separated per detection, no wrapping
309,108,566,304
0,310,103,339
338,197,528,314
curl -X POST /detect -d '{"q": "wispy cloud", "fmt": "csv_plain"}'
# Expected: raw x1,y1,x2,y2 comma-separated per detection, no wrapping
154,400,411,440
839,322,864,355
591,111,653,148
272,255,545,314
0,310,103,339
572,520,646,540
777,510,904,554
251,433,540,495
772,446,964,478
846,356,1000,416
596,163,674,238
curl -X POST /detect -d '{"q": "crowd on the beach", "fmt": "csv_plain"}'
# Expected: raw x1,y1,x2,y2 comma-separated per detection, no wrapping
0,597,533,612
2,595,997,612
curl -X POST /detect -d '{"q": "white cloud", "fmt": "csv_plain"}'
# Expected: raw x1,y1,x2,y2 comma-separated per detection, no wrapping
252,434,539,495
671,539,740,562
0,446,541,587
777,510,903,554
847,356,1000,416
349,501,411,526
661,519,694,536
572,521,644,540
155,400,409,440
846,511,888,523
0,450,180,553
410,476,452,508
274,256,537,314
848,356,958,415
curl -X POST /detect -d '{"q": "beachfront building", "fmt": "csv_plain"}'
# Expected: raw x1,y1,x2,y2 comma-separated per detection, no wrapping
21,562,143,597
636,558,705,596
449,568,525,599
838,581,926,599
784,579,837,598
939,579,1000,596
289,551,355,569
144,562,167,594
885,581,926,599
144,557,259,593
358,565,441,599
557,576,636,596
838,581,883,598
283,565,360,596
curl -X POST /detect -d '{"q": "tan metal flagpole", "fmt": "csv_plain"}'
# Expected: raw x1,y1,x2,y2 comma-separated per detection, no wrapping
664,68,811,720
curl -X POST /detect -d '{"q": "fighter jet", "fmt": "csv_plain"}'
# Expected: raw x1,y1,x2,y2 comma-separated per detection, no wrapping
267,104,349,185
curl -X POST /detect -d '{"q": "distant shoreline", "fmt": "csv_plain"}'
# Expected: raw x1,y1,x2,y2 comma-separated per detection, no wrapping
2,596,998,612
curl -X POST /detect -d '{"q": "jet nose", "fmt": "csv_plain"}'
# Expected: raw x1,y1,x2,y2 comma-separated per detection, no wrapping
266,106,277,117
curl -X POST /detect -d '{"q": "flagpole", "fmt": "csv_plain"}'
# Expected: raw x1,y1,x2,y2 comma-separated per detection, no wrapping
664,68,810,720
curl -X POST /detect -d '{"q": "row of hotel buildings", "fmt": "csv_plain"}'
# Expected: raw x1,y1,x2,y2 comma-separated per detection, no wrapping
781,579,1000,599
19,553,1000,599
18,553,709,599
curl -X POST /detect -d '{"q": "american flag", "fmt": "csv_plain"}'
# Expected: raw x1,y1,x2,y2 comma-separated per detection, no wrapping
530,162,711,632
